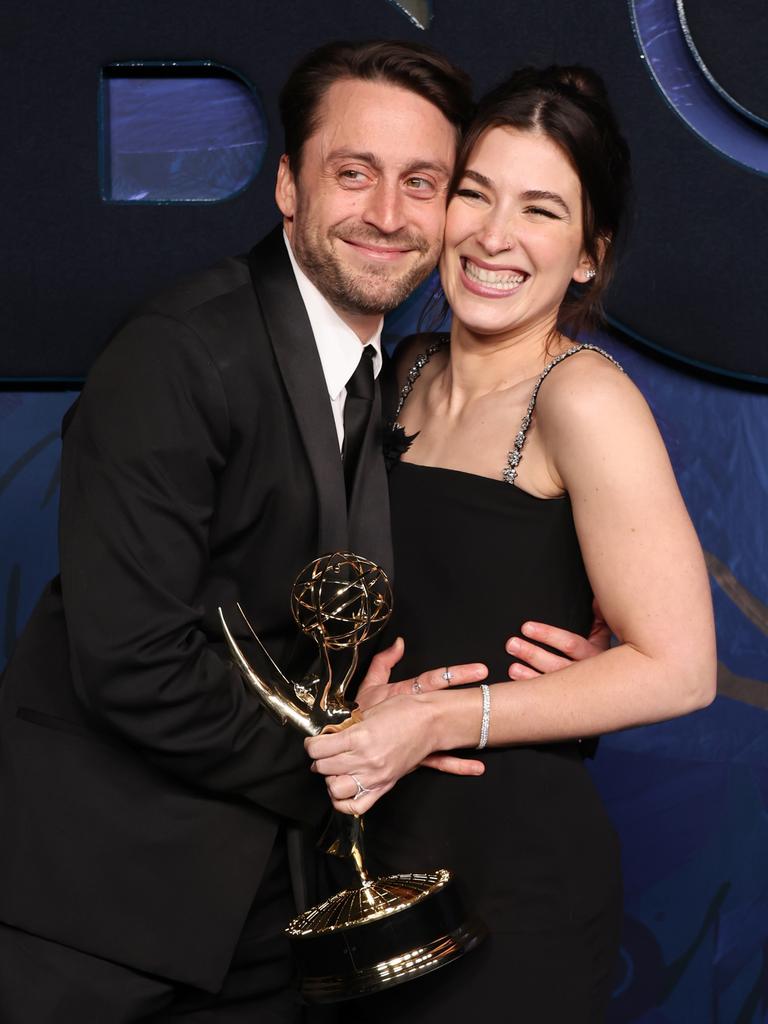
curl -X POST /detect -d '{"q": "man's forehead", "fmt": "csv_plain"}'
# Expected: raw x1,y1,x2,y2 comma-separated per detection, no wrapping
308,78,457,168
319,79,454,136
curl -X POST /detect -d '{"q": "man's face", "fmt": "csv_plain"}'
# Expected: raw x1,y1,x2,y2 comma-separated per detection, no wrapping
276,78,456,321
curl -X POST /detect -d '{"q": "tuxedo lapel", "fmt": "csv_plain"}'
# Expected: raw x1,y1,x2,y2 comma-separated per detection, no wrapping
247,229,348,557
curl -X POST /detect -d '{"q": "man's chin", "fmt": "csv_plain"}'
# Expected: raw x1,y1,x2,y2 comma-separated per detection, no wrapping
336,265,435,316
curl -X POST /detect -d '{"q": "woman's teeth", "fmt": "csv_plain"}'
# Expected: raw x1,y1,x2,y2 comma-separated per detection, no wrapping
463,259,526,290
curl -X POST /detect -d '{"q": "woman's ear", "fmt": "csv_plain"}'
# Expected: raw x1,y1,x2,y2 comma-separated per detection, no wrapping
573,235,609,284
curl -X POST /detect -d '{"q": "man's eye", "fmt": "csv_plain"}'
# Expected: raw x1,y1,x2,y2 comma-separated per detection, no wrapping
405,176,434,192
339,169,368,184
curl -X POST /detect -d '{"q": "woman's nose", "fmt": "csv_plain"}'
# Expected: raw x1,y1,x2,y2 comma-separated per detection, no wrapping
477,213,515,256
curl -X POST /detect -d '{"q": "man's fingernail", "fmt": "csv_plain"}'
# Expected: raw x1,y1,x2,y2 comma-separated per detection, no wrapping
507,637,520,652
522,622,540,637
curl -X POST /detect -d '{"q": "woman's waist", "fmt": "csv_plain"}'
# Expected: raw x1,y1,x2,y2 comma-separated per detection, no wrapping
364,742,601,840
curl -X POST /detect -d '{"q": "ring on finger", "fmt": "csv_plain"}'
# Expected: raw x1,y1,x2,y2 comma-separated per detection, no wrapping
412,677,423,695
442,667,453,682
350,774,371,800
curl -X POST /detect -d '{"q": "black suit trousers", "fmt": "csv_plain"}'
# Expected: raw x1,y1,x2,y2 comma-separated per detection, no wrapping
0,832,319,1024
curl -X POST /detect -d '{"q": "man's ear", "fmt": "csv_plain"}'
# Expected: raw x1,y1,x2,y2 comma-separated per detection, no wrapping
275,155,297,221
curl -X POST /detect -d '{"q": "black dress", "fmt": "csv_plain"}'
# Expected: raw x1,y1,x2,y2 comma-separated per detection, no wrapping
351,343,623,1023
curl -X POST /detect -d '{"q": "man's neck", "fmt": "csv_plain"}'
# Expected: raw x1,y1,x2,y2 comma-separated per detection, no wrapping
335,308,382,344
283,228,382,344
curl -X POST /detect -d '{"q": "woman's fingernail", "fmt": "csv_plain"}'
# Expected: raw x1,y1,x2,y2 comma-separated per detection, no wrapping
522,622,540,637
507,637,520,652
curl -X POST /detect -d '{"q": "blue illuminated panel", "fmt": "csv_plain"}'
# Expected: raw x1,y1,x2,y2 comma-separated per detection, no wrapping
631,0,768,175
100,64,267,203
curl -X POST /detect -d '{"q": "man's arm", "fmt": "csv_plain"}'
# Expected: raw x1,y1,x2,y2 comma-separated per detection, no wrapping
60,313,324,825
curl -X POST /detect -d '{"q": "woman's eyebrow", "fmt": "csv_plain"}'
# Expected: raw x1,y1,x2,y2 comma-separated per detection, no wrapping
462,168,494,190
522,189,571,217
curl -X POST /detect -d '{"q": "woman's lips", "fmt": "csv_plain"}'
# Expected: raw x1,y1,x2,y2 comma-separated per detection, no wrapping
460,256,528,297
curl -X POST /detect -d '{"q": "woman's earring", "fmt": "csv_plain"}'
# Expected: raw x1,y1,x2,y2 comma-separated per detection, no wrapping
585,267,596,281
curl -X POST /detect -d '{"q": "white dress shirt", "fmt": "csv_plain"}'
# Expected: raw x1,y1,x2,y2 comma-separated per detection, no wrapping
283,232,383,450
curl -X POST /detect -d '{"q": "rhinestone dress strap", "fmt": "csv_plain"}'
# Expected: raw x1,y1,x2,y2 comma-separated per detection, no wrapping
503,344,624,486
392,335,450,425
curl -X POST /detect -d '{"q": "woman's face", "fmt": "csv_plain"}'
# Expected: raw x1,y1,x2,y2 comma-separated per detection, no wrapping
440,126,592,341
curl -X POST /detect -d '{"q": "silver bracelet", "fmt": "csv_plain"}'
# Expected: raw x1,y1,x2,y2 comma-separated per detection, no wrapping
476,683,490,750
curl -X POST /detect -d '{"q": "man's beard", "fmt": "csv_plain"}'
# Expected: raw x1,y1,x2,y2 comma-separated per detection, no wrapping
292,220,437,317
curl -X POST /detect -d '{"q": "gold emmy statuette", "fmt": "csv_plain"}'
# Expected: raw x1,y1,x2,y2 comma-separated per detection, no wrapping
219,552,486,1003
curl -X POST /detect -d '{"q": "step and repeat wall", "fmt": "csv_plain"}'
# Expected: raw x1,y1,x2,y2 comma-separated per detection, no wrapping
2,2,766,1020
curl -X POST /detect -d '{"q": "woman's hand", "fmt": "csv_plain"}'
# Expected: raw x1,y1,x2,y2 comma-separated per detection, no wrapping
355,637,487,710
306,681,485,816
352,637,487,781
505,599,610,680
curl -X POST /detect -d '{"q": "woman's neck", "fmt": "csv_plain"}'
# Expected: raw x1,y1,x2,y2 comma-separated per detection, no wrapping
443,315,566,406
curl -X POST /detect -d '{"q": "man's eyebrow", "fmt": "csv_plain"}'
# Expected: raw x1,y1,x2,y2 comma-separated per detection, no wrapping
326,150,451,179
326,149,382,169
401,159,452,179
522,189,571,217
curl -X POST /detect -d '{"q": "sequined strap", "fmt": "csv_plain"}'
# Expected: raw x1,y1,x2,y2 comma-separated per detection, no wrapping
392,335,450,424
503,344,624,486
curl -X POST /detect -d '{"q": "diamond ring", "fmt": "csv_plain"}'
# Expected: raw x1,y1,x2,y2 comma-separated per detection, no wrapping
350,774,370,800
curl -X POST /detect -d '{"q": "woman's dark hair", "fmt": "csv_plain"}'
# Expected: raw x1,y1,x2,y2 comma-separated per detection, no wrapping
279,40,473,176
452,65,631,336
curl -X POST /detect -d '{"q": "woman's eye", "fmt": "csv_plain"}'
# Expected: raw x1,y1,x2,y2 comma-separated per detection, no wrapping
527,206,560,219
456,188,485,202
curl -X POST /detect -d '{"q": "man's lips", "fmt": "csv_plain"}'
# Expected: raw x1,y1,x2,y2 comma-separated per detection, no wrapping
459,256,529,297
340,238,415,261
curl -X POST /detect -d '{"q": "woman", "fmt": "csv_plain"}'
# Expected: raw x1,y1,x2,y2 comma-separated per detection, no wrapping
307,66,716,1021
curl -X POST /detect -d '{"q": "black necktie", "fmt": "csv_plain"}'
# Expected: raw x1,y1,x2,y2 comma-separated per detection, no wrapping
342,346,375,500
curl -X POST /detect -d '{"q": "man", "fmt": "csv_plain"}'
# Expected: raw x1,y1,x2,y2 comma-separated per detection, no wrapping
0,39,603,1022
0,40,473,1023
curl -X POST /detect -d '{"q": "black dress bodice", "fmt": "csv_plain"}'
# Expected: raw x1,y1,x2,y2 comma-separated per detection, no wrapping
364,462,618,934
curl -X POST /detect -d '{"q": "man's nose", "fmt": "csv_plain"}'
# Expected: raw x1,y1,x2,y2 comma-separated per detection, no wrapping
361,181,407,235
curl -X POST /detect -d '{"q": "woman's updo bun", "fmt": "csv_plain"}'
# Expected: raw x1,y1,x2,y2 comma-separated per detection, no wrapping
551,65,608,103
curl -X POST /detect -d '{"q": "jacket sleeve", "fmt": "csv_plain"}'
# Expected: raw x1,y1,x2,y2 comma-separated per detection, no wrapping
59,312,326,826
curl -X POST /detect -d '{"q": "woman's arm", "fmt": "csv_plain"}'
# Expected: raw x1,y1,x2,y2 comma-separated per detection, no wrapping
307,355,716,812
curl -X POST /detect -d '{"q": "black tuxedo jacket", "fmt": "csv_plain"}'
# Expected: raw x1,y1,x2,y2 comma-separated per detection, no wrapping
0,228,393,991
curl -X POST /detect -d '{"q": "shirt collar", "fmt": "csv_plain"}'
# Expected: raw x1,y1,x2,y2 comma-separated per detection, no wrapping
283,231,383,401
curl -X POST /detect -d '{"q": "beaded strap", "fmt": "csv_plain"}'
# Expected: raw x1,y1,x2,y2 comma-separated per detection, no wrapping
503,344,624,485
392,335,449,425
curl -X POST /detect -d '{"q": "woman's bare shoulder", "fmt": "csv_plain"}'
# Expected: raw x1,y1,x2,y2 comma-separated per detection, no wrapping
535,346,643,425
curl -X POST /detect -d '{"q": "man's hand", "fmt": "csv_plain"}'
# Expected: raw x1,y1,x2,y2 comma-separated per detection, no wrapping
505,600,611,680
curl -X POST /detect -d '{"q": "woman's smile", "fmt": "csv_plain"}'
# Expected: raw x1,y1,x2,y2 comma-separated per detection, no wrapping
460,255,529,296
